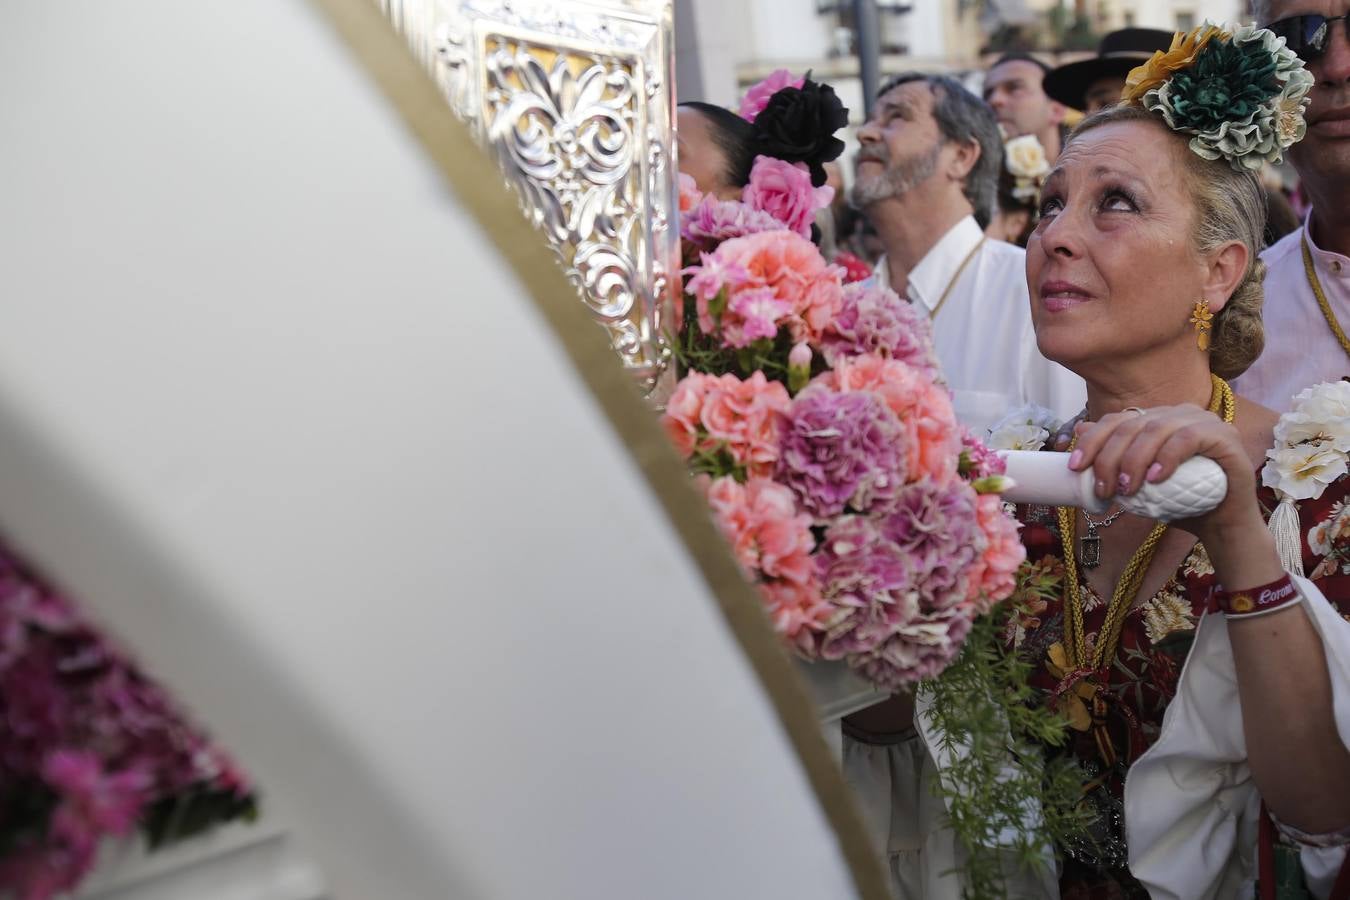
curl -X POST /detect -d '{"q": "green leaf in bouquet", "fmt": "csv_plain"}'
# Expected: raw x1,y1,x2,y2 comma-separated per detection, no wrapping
919,563,1099,900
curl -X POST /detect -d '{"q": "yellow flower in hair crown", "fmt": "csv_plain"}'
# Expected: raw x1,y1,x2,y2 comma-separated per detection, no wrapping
1121,22,1313,171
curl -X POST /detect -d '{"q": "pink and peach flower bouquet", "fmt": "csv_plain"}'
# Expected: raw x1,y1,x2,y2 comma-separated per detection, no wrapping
666,73,1024,689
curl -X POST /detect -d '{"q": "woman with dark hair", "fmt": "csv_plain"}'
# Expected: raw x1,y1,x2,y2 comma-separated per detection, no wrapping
677,101,756,198
676,72,847,200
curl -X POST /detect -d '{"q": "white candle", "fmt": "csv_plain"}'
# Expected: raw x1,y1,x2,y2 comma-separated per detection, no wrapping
997,451,1229,521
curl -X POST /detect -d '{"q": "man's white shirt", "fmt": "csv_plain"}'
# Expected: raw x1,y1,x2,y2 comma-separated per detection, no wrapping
1233,213,1350,412
871,215,1085,435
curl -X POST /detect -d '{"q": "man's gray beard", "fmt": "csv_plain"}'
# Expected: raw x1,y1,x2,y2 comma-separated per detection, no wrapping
850,143,942,209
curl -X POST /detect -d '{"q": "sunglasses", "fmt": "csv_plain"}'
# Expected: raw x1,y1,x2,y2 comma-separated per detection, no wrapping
1269,12,1350,61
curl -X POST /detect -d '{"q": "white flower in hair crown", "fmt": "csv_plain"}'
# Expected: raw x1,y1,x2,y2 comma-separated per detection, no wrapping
1261,381,1350,574
1123,22,1314,172
1004,134,1050,203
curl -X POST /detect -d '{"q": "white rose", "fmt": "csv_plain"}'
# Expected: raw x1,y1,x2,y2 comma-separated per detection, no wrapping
1004,135,1049,180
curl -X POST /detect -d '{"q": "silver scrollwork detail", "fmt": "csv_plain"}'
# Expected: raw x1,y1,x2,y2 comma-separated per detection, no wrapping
377,0,678,393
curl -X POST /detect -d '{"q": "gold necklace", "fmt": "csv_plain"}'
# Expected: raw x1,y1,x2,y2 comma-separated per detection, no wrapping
928,236,987,321
1056,374,1235,671
1302,236,1350,360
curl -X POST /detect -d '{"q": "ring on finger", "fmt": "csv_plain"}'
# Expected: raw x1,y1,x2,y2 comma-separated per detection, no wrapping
1122,406,1146,417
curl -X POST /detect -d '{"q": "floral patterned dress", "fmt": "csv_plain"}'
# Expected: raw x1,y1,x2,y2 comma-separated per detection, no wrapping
1010,477,1350,899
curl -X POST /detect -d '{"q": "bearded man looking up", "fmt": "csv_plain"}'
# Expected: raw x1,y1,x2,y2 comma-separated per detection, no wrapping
853,72,1083,435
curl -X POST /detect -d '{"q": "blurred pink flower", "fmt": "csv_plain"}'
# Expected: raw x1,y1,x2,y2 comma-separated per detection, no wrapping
739,69,806,122
0,542,255,899
742,156,834,239
678,172,702,213
43,750,150,837
818,356,961,484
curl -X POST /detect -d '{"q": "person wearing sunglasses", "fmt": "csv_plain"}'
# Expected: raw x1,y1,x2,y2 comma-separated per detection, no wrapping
1232,1,1350,411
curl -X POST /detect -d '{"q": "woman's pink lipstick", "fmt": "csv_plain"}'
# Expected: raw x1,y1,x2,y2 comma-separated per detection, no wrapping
1040,280,1094,312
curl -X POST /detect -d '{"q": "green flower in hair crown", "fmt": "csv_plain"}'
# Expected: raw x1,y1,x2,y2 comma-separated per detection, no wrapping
1122,22,1313,171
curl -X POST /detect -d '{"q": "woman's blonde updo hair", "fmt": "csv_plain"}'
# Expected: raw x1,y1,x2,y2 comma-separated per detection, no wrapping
1065,104,1267,379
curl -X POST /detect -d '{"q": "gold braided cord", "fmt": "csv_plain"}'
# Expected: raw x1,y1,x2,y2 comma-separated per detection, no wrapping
1303,236,1350,360
1058,375,1235,670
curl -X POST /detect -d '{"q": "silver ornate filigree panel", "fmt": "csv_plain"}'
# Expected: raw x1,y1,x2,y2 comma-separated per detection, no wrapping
378,0,678,392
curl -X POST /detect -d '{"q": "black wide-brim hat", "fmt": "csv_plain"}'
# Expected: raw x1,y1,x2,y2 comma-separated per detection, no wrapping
1044,28,1174,111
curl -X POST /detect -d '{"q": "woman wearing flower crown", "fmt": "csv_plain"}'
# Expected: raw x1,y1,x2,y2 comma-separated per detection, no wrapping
994,22,1350,899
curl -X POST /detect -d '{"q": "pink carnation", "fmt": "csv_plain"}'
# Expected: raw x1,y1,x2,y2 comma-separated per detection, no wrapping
704,476,817,586
661,371,791,476
678,172,703,213
963,494,1025,615
687,229,844,347
743,156,834,239
739,69,806,122
724,287,792,348
817,356,961,483
702,476,829,650
959,427,1007,481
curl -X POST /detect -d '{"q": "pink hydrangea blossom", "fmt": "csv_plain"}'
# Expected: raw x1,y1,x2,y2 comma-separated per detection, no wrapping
817,356,961,484
963,494,1025,616
849,606,975,688
814,516,919,660
819,282,940,375
742,156,834,239
680,195,784,251
880,480,984,612
739,69,806,122
661,371,791,476
776,387,911,520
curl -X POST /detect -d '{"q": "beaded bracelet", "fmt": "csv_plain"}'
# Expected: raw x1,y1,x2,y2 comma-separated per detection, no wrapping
1213,573,1302,620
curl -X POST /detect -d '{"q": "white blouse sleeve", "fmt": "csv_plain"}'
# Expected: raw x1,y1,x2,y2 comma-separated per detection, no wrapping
1123,575,1350,900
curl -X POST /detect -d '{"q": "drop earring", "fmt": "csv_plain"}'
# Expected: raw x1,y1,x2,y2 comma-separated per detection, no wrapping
1190,299,1213,351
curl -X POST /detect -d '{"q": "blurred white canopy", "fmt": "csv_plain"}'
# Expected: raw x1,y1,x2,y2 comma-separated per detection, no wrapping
0,1,872,897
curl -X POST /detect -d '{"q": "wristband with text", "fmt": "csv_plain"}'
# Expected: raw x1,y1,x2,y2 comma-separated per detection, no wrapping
1213,573,1302,620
